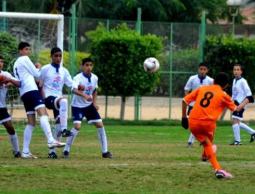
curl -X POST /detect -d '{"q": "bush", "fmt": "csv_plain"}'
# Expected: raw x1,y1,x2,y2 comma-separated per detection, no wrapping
205,35,255,93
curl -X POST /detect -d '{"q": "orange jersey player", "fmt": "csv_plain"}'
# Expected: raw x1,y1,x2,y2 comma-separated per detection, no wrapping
181,72,246,179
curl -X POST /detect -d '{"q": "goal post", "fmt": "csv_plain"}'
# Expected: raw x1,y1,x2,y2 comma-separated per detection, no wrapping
0,12,64,51
0,12,64,120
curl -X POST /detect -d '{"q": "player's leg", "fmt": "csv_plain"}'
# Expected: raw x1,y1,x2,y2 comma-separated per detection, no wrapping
22,114,37,158
0,109,20,157
94,121,112,158
48,114,62,159
231,118,241,145
3,121,20,157
0,108,20,157
239,122,255,142
63,106,82,158
36,106,65,148
85,104,112,158
56,97,72,137
190,120,232,178
187,133,195,147
230,109,243,145
186,106,195,147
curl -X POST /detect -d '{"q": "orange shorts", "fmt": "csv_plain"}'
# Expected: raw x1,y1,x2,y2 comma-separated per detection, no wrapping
189,119,216,143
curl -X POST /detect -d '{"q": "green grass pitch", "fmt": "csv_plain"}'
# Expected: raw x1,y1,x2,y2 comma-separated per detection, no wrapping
0,122,255,194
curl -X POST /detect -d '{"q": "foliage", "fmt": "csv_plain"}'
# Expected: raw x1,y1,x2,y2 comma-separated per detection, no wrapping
154,48,199,96
5,0,231,23
0,32,18,72
0,32,18,101
79,0,228,23
205,35,255,93
87,23,163,96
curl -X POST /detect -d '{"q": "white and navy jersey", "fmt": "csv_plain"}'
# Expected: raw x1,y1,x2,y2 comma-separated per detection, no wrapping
71,72,98,108
13,56,40,96
0,71,18,108
232,77,252,105
40,64,73,98
184,74,213,106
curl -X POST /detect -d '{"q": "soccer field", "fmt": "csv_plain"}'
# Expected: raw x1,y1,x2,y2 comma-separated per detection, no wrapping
0,122,255,194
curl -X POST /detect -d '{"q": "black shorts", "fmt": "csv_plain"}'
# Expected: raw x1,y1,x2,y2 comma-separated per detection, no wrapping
21,90,45,114
44,96,60,119
232,100,244,120
72,104,102,124
0,108,11,124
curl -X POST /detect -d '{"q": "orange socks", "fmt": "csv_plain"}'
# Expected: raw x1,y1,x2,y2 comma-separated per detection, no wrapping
203,142,221,171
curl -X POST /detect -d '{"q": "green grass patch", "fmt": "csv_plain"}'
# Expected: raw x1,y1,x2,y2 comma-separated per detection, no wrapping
0,123,254,193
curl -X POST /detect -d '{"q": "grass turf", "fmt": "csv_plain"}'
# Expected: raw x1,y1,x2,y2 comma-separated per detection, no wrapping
0,123,255,194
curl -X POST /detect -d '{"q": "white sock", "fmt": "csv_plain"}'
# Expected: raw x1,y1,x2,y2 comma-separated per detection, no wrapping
188,133,195,144
9,133,19,153
49,123,62,154
97,127,108,153
232,123,241,142
40,115,55,143
64,128,79,152
59,98,68,131
22,124,34,154
240,122,255,135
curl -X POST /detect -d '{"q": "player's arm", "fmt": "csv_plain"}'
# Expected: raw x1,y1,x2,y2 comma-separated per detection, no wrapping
64,68,73,89
181,99,189,129
222,93,237,112
3,73,20,87
242,81,254,103
92,89,99,110
184,77,192,95
72,76,92,101
181,89,198,129
24,56,41,78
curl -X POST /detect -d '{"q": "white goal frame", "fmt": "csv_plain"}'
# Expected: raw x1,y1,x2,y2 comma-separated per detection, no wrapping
0,12,64,51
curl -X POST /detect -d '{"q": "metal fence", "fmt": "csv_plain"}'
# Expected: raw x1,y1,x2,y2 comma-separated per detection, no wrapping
1,13,255,121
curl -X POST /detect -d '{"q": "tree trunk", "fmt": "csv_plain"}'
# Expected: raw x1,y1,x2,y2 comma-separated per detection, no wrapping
120,96,126,120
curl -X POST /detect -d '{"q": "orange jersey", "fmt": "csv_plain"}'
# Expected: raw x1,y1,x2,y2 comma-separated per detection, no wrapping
184,85,236,122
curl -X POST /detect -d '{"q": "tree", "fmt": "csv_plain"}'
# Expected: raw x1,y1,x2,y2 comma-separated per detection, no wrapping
79,0,229,23
87,24,163,120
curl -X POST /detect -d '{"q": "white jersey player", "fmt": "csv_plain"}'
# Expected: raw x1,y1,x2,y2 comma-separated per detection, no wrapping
63,57,112,159
0,56,21,157
230,64,255,145
39,47,73,159
184,62,213,147
13,42,65,159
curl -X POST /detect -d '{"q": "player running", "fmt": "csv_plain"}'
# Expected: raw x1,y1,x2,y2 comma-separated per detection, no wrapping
184,62,213,147
182,72,245,179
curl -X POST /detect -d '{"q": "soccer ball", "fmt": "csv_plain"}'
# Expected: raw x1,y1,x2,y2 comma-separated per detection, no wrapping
143,57,160,73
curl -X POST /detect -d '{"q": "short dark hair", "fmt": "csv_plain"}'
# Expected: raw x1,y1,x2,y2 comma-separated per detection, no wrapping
0,55,3,60
233,63,243,71
51,47,62,55
18,42,30,50
82,57,93,65
199,62,208,68
214,72,229,88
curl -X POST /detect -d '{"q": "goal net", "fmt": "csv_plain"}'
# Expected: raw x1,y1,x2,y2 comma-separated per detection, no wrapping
0,12,64,120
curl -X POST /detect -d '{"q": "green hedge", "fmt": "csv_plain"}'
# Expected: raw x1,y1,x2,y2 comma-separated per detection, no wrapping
205,35,255,93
